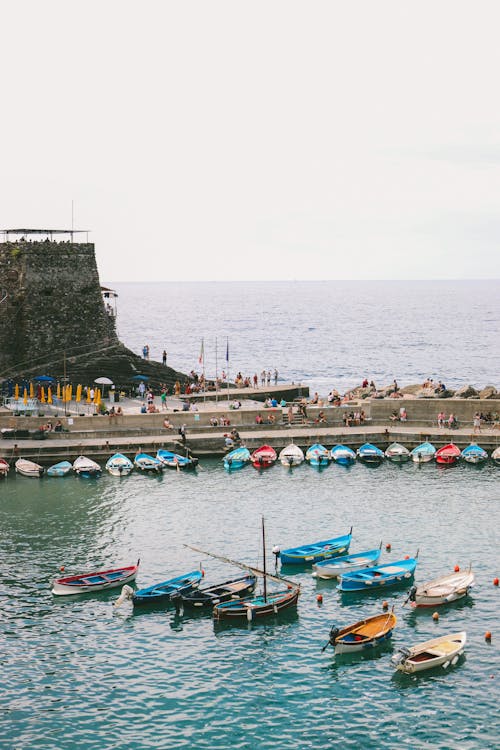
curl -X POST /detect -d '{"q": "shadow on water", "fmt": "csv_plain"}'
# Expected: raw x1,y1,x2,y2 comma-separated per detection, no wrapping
402,595,475,625
213,607,299,634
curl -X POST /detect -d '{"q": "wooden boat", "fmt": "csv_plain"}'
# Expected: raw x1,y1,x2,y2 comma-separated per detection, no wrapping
330,444,356,465
105,453,133,476
73,455,102,477
312,544,382,579
407,568,475,607
337,555,418,592
356,443,384,464
0,458,10,477
115,570,203,607
134,453,163,472
47,460,73,477
435,443,461,465
492,446,500,466
156,449,199,470
305,443,330,467
172,573,257,609
278,528,352,565
250,445,277,469
411,441,436,463
223,446,251,471
461,444,488,464
52,560,140,595
326,610,397,654
391,631,466,674
15,458,44,477
385,442,411,463
278,443,305,467
213,518,300,621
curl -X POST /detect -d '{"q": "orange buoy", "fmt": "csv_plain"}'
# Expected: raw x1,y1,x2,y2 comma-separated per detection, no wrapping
201,569,205,577
382,601,388,610
316,594,323,604
493,577,499,586
432,612,439,621
385,543,391,551
404,555,410,560
60,566,65,572
454,565,460,572
485,631,492,641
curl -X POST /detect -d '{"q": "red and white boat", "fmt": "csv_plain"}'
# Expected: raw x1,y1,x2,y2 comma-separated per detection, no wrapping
435,443,461,465
0,458,9,478
251,445,277,469
52,560,140,595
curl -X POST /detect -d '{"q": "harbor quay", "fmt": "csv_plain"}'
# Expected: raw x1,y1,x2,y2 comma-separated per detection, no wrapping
1,396,499,464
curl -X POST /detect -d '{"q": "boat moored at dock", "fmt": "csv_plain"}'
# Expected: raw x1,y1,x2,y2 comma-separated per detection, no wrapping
461,444,488,464
73,455,102,478
435,443,461,465
330,444,356,465
410,442,436,463
47,461,73,477
385,442,411,462
357,443,384,464
278,443,304,467
106,453,134,476
223,447,251,471
15,458,44,477
305,443,330,467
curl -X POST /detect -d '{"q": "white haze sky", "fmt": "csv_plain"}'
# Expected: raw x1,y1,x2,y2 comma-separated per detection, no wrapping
1,1,500,281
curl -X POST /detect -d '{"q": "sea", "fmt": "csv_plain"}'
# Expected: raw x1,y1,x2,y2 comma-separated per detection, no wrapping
1,281,499,750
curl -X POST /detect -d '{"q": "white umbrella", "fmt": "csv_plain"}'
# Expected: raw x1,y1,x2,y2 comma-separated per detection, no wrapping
94,377,114,400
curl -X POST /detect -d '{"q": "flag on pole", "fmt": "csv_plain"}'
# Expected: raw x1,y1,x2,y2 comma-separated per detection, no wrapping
226,338,229,363
198,338,204,365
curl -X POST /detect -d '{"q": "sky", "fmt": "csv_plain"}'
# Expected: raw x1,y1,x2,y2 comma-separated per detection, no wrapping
1,1,500,281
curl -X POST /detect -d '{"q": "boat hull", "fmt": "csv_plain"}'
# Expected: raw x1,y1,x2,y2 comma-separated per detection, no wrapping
213,587,300,621
332,612,397,654
338,558,417,592
392,632,466,673
280,531,352,565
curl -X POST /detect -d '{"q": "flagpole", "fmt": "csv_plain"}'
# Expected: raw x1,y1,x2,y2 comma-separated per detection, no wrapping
215,336,218,405
226,337,230,406
202,337,206,404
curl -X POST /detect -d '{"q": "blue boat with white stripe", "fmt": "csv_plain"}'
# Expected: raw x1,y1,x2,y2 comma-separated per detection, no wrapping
305,443,331,467
278,527,352,565
337,554,418,592
223,447,251,471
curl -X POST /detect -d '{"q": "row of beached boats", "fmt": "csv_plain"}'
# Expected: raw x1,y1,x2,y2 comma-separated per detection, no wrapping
49,523,474,674
224,441,500,470
3,449,199,479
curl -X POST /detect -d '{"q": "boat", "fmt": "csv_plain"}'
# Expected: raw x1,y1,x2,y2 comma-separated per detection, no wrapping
385,442,411,463
337,555,418,592
278,527,352,565
47,460,73,477
156,449,199,470
330,444,356,465
356,443,384,464
492,446,500,466
391,631,466,674
105,453,133,476
325,610,397,654
305,443,330,467
0,458,10,478
407,567,475,607
312,544,382,579
171,573,257,609
52,560,140,595
223,446,251,471
410,441,436,463
15,458,44,477
250,445,277,469
213,518,300,622
115,570,203,607
134,453,163,473
278,443,305,467
73,455,102,477
435,443,461,465
461,444,488,465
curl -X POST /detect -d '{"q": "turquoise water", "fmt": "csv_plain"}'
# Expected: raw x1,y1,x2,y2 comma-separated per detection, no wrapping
1,460,499,749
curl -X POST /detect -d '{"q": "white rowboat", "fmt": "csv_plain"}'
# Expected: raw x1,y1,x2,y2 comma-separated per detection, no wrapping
278,444,305,467
408,568,475,607
15,458,44,477
391,631,466,673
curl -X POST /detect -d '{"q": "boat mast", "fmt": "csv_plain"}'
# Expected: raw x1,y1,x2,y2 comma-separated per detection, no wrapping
262,516,267,602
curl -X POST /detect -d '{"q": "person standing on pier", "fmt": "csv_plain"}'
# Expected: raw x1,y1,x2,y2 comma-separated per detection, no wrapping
162,350,167,366
274,368,278,385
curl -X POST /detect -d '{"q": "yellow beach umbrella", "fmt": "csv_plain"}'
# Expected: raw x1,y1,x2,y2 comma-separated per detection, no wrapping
76,384,82,402
23,387,28,405
29,381,34,398
66,384,73,402
47,387,53,404
86,387,91,403
14,384,19,399
40,386,46,404
57,382,61,399
95,388,101,406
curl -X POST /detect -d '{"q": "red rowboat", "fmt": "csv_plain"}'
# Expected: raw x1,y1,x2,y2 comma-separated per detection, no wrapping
52,560,140,595
0,458,9,478
435,443,461,465
251,445,277,469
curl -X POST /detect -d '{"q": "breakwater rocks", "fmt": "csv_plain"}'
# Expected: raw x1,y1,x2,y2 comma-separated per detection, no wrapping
347,382,498,400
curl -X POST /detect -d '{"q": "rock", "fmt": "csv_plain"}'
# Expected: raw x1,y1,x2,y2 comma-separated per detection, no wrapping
479,385,498,399
455,385,479,399
400,384,422,396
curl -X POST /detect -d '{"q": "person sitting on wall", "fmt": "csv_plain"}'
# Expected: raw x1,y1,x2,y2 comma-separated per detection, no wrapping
399,408,408,421
115,406,123,416
210,416,218,427
163,417,173,429
140,403,147,414
267,413,276,424
54,420,63,432
359,409,366,425
255,414,264,424
390,410,399,422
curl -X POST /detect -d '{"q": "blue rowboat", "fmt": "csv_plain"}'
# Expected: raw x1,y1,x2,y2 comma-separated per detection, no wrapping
213,586,300,621
156,449,199,470
461,444,488,465
356,443,384,464
330,444,356,465
134,453,163,472
47,460,73,477
305,443,330,467
105,453,133,476
312,544,382,579
337,555,418,592
223,447,251,471
278,528,352,565
410,441,436,463
115,570,203,607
